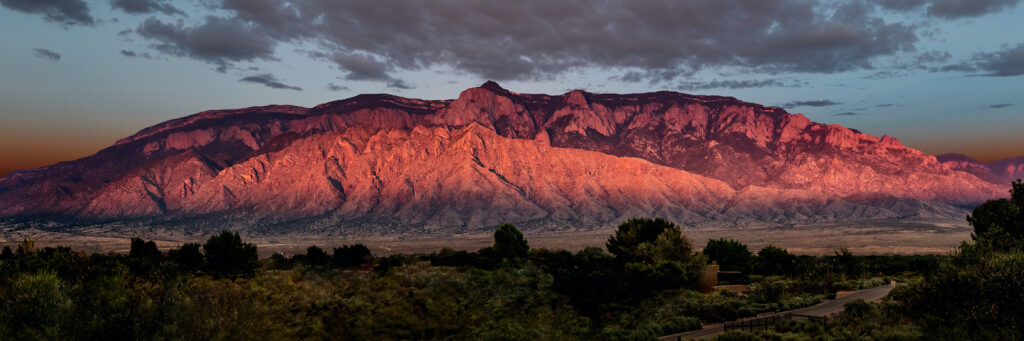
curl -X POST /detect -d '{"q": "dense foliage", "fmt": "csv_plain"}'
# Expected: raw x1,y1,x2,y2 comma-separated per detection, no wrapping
0,218,961,340
703,238,753,272
706,180,1024,340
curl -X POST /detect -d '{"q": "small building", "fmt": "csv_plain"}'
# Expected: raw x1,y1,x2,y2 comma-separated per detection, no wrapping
698,261,749,294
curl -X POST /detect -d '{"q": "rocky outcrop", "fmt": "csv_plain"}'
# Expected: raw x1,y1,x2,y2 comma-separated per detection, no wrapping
0,82,1010,234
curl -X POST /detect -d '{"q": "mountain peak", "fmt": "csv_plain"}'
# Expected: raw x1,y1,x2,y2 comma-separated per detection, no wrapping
479,80,506,92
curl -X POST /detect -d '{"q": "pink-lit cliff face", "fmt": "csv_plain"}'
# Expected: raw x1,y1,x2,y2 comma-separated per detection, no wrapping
0,83,1009,234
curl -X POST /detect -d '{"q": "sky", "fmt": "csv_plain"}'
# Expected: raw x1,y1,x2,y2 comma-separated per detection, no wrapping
1,0,1023,177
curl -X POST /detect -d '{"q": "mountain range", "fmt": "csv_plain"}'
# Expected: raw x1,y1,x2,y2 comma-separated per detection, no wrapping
0,82,1013,236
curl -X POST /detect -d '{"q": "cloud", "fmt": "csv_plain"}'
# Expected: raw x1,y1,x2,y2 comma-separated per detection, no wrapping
238,73,302,91
330,52,393,82
937,42,1024,76
308,51,414,89
877,103,896,107
326,83,350,92
110,0,184,16
990,103,1013,108
833,112,860,116
0,0,93,26
136,16,278,71
32,48,61,62
780,100,843,109
875,0,1020,19
676,78,802,91
175,0,924,85
386,79,413,89
120,49,152,58
971,42,1024,77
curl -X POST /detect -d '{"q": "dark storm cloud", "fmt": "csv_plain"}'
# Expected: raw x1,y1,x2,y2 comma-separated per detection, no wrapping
833,112,860,116
938,43,1024,76
110,0,184,16
32,48,61,61
875,0,1020,19
780,100,843,109
676,79,802,91
1,0,93,26
990,103,1013,108
238,73,302,91
147,0,921,85
135,16,278,71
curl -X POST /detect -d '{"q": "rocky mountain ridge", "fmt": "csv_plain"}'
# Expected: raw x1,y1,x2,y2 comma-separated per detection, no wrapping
0,82,1009,235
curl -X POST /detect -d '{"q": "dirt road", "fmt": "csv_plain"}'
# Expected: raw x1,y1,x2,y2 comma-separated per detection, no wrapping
662,284,895,340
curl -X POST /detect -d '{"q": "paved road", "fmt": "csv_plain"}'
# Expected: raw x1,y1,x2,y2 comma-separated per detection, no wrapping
661,284,895,340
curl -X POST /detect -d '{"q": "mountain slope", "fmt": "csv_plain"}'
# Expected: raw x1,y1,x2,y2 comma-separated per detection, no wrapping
0,82,1008,234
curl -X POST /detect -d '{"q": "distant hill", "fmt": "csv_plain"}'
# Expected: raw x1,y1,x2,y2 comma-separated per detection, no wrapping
937,153,1024,184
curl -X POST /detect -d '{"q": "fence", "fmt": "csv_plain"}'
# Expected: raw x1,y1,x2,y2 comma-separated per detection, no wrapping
723,313,830,332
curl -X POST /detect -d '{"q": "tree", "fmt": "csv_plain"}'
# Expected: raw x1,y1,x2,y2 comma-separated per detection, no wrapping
898,241,1024,339
301,246,331,267
1,272,72,338
128,238,162,275
607,218,692,264
202,231,258,278
0,246,13,261
129,238,161,260
167,243,204,272
703,239,752,272
968,180,1024,245
754,245,797,275
333,244,372,268
493,223,529,262
831,248,866,277
16,238,35,255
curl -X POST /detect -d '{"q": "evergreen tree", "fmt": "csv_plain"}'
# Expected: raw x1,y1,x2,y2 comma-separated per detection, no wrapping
703,238,753,272
493,223,529,262
202,231,258,278
607,218,692,264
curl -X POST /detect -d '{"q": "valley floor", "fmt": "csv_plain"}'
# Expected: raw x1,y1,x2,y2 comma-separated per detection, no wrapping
0,218,969,256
